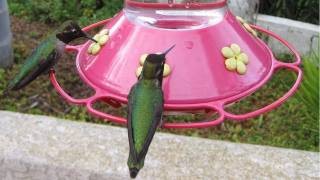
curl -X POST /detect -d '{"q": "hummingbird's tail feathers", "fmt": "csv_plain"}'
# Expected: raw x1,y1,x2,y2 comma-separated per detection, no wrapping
6,82,22,92
4,80,15,92
129,168,139,179
127,154,144,179
5,69,36,92
9,68,43,91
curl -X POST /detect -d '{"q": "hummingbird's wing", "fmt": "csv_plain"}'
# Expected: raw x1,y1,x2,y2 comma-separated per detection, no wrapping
11,51,59,91
127,85,164,163
136,99,163,162
6,37,60,91
127,87,137,161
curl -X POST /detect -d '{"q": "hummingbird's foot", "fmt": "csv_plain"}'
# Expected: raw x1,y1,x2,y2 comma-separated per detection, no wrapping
129,168,139,179
159,117,166,128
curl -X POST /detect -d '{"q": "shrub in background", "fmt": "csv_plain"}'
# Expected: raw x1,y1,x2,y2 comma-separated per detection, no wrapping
260,0,319,25
8,0,123,25
9,0,319,25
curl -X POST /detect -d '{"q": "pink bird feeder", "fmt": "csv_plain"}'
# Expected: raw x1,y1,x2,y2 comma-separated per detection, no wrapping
50,0,302,129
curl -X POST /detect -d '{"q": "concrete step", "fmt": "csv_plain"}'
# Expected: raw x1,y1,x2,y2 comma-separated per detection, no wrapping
256,14,319,56
0,111,318,180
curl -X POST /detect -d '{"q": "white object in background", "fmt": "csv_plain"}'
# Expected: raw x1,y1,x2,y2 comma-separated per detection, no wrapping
228,0,259,23
0,0,13,68
257,14,319,55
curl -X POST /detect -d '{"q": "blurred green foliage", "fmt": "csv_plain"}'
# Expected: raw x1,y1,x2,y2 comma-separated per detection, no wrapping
8,0,123,26
296,52,319,122
260,0,319,25
8,0,319,25
0,69,6,95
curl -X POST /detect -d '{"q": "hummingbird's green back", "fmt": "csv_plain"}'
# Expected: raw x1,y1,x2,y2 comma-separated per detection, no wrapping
127,79,164,169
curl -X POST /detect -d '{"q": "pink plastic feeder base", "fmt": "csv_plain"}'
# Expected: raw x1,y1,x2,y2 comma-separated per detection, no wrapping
50,8,302,129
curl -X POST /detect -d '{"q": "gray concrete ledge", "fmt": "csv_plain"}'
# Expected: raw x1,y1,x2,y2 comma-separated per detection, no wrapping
0,111,319,179
256,14,319,55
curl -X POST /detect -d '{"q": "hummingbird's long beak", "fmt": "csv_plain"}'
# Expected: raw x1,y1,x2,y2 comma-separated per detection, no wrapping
83,32,98,43
162,45,176,56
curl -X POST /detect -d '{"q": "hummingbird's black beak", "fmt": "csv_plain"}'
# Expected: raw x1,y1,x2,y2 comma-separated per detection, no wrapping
83,32,98,43
162,45,176,56
56,21,98,44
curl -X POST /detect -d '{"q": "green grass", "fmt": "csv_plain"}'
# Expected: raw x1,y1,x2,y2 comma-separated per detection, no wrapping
295,53,319,121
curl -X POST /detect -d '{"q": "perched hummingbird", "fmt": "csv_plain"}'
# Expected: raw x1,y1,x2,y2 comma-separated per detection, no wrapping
5,21,96,92
127,45,175,178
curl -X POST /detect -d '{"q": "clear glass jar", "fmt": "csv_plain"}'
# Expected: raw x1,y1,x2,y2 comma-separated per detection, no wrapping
124,0,227,30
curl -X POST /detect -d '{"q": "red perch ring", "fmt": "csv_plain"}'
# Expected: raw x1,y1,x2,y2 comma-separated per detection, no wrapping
50,2,302,129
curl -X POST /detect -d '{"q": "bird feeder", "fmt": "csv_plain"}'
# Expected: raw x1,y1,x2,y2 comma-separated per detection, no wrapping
50,0,302,128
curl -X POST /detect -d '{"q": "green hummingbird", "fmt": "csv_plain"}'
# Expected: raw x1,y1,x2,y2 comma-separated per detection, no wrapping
5,21,96,92
127,45,175,178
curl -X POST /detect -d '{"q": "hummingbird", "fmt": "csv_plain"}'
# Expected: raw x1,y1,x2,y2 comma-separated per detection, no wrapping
127,45,175,178
5,21,97,92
